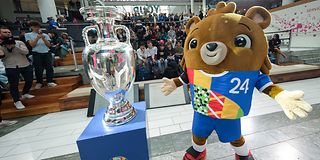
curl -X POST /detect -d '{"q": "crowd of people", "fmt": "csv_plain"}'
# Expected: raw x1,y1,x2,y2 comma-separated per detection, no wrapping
111,11,206,81
0,16,76,127
0,11,288,127
0,20,64,113
118,18,188,81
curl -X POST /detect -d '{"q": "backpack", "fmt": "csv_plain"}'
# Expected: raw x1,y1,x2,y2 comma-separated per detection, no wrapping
151,63,162,79
163,60,179,79
137,65,151,81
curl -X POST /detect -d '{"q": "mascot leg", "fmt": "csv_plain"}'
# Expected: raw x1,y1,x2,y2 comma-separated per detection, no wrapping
183,112,214,160
230,136,255,160
183,134,207,160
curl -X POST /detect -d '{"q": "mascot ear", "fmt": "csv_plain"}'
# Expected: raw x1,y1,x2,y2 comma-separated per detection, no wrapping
245,6,271,29
185,16,201,34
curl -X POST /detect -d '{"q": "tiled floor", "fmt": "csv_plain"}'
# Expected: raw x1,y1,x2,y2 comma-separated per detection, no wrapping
150,104,320,160
146,77,320,137
0,77,319,160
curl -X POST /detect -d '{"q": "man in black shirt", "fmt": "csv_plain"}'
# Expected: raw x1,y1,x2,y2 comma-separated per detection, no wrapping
134,20,146,45
268,34,287,65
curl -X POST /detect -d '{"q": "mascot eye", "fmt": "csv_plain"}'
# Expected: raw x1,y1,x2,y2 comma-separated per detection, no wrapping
189,38,198,49
234,34,251,48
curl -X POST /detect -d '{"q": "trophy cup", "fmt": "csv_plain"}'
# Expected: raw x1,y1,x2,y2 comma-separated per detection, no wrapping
80,6,136,126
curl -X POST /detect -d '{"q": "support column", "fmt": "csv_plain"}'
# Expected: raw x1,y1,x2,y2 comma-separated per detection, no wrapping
37,0,58,23
81,0,89,7
191,0,194,14
202,0,206,13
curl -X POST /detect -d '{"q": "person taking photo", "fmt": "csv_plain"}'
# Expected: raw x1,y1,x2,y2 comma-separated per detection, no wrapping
0,36,34,110
25,20,57,89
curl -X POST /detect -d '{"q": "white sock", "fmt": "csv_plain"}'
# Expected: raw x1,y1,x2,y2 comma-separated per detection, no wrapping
192,138,207,152
231,141,249,156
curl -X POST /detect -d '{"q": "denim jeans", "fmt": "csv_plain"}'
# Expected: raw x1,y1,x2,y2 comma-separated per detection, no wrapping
6,65,33,102
0,74,8,84
157,59,168,74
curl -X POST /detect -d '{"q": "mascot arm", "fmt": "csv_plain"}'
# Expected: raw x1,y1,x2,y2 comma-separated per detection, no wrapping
262,85,313,120
161,72,188,96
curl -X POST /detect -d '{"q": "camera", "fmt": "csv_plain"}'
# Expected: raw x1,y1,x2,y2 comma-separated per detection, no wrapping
2,37,16,52
2,37,16,45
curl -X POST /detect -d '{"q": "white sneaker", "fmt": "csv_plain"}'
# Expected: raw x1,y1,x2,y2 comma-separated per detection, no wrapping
35,83,43,89
21,94,35,99
47,82,57,87
14,101,25,110
0,120,18,127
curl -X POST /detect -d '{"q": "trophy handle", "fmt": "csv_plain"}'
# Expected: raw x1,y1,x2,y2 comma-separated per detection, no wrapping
82,25,100,46
113,25,131,45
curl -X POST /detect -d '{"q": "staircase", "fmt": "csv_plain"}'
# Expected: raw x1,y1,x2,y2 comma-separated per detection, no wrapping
290,49,320,65
1,76,82,119
55,51,83,66
59,85,91,111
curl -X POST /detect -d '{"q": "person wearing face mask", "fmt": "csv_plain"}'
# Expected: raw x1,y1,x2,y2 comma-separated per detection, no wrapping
0,36,34,110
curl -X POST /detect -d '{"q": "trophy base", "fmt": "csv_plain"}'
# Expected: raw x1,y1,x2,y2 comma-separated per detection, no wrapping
104,101,137,126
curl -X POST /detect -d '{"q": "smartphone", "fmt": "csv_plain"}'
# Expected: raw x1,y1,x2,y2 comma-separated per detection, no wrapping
39,28,46,34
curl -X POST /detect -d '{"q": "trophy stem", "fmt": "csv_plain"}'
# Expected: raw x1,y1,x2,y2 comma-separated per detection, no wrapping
104,98,137,126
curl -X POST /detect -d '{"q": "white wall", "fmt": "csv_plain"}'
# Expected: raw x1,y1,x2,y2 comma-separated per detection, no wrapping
265,0,320,48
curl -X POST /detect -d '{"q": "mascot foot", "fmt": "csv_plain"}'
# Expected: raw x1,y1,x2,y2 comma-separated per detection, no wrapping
235,150,255,160
183,146,206,160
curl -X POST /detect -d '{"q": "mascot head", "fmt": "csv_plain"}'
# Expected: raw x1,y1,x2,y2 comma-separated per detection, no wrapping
182,1,272,74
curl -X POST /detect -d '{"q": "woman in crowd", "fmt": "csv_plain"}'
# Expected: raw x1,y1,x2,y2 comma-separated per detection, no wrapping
48,31,63,57
136,42,152,81
116,29,127,42
175,40,184,63
168,25,176,47
176,25,186,45
157,40,168,74
0,36,34,109
159,27,168,41
269,34,287,65
165,41,176,61
25,20,57,89
60,32,71,57
146,41,157,62
136,42,147,66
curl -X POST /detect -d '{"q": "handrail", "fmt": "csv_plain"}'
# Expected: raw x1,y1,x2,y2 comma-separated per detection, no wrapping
69,36,80,71
265,29,291,34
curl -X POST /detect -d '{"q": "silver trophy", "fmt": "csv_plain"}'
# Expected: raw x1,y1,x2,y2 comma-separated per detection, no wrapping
80,6,136,126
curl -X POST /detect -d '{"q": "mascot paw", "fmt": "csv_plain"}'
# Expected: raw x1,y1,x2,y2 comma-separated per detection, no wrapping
161,78,177,96
275,90,313,120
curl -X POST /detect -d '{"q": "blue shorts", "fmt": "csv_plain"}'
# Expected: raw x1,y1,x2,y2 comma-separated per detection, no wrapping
192,111,241,143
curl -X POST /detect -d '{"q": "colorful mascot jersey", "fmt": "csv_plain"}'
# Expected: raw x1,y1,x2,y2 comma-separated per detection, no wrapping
180,68,273,119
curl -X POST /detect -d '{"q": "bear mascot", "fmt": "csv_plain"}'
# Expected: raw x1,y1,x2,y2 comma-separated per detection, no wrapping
161,2,313,160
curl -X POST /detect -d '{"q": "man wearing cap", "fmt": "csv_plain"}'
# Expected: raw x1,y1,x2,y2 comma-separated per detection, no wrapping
0,33,35,110
25,20,57,89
